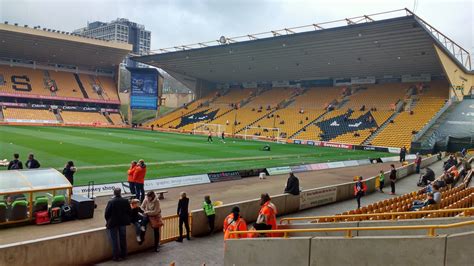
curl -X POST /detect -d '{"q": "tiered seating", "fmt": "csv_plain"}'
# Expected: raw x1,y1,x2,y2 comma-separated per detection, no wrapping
234,107,274,133
3,108,58,122
344,83,408,111
60,111,109,125
371,81,448,148
179,107,232,131
109,113,125,125
0,66,119,101
48,71,83,98
247,88,295,107
245,108,325,138
211,88,255,106
291,87,342,109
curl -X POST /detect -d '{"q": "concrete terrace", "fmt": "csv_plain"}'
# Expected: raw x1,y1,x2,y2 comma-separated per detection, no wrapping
99,159,447,266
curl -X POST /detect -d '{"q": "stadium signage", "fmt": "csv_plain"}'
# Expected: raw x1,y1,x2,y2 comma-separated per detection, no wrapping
242,82,258,88
73,174,211,196
0,92,120,104
266,166,292,175
30,104,48,109
61,106,79,110
127,67,159,110
401,74,431,83
207,171,242,182
333,78,351,86
272,80,290,87
290,165,310,173
321,142,353,149
351,76,376,85
299,186,338,210
82,107,98,112
0,102,27,107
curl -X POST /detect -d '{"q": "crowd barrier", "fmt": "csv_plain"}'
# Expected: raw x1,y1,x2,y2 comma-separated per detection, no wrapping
0,155,440,264
225,228,473,266
190,155,440,236
0,214,189,265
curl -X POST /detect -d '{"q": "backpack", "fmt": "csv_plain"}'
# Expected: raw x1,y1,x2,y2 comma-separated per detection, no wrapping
10,160,20,170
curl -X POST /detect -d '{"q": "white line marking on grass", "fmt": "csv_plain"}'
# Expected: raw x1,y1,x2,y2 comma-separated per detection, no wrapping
73,154,313,170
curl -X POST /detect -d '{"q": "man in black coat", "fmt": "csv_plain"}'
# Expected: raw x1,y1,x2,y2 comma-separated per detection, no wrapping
284,172,300,195
26,154,41,169
105,188,131,261
399,147,407,162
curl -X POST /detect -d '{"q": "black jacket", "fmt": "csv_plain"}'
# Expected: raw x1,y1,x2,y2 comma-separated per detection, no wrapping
130,207,144,223
26,159,40,169
177,197,189,217
105,196,131,228
7,159,23,170
284,174,300,195
389,169,397,181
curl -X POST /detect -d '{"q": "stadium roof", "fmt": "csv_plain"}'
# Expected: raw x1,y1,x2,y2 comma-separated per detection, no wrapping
133,9,471,84
0,23,132,70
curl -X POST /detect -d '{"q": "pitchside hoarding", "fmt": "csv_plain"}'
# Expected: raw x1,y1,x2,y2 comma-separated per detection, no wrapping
127,67,159,110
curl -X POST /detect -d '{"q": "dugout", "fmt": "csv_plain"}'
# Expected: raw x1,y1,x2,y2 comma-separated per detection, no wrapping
0,168,72,226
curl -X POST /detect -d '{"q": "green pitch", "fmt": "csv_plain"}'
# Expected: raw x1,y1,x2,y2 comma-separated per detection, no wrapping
0,126,389,186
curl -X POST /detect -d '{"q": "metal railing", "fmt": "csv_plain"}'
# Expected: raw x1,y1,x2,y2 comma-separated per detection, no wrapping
144,9,411,55
160,214,192,244
279,208,474,224
230,219,474,238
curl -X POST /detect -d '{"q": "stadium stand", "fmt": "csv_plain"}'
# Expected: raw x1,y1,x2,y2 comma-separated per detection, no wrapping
60,111,109,125
108,113,125,125
2,107,58,122
291,87,342,109
371,81,448,148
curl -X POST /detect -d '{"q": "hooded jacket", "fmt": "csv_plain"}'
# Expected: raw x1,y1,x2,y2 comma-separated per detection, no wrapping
133,163,147,184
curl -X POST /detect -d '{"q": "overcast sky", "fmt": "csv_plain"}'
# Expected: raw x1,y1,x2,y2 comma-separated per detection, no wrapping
0,0,472,55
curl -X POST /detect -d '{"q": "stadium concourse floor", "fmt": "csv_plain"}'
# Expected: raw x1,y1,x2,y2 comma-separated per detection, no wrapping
0,161,408,245
98,159,446,266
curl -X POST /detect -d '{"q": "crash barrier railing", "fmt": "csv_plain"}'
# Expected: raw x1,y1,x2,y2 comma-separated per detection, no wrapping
160,214,192,243
230,219,474,238
279,207,474,224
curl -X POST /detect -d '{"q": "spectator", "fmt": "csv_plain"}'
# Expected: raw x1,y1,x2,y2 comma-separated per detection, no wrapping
133,159,147,202
7,153,23,170
127,161,137,197
284,172,300,195
130,199,144,243
389,164,397,195
254,193,277,236
377,170,385,193
443,155,456,171
223,206,248,242
105,188,131,261
415,153,422,174
140,191,162,252
399,147,407,162
460,148,467,157
418,167,435,187
150,124,154,131
176,192,190,242
25,153,40,169
353,176,367,209
432,184,441,204
410,192,436,211
202,195,216,235
62,161,76,185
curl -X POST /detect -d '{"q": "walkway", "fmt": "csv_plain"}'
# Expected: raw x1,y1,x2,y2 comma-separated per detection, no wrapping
99,159,446,266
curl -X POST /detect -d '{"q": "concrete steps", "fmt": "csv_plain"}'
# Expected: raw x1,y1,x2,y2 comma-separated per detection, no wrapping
363,111,400,145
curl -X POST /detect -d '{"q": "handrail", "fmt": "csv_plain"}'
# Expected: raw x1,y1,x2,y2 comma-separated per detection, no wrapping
230,220,474,238
279,208,474,224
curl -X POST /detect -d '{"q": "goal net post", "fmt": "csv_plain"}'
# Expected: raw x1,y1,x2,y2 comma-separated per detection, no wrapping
193,123,226,136
242,126,282,142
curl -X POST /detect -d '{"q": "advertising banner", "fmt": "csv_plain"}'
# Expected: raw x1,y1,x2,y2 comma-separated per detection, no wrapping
0,91,120,104
327,162,345,169
309,163,329,170
208,171,242,182
290,165,311,173
351,76,376,85
333,78,351,86
128,67,159,110
299,187,338,210
266,166,292,175
401,74,431,83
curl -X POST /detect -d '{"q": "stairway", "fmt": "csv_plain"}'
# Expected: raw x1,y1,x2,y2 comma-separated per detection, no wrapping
362,111,400,145
289,110,328,139
416,101,460,144
0,107,4,121
104,113,114,125
74,74,89,98
53,109,63,123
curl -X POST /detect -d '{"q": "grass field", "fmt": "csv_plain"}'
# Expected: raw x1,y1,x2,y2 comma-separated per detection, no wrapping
0,126,389,186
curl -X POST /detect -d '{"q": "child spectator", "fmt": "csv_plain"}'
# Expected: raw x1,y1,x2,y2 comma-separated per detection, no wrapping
130,199,144,243
377,170,385,193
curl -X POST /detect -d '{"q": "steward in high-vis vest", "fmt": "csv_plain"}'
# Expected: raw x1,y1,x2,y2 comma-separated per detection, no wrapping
203,195,216,235
223,206,247,240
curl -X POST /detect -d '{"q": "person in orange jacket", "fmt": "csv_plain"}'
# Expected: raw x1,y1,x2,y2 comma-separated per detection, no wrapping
127,161,137,197
354,176,367,209
223,206,247,240
133,159,147,202
254,193,278,237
